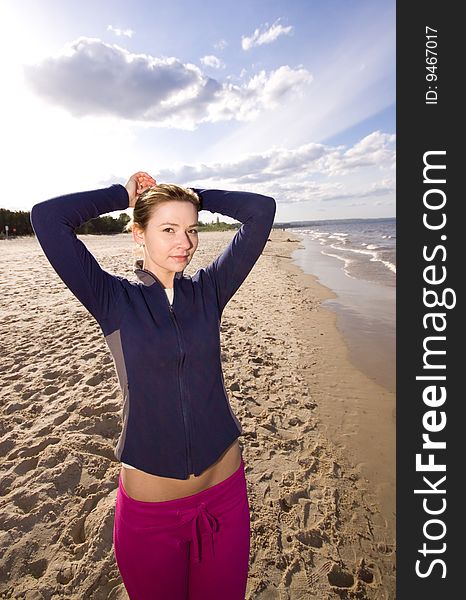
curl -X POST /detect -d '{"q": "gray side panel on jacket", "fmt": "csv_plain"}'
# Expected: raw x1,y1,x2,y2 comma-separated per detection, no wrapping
105,329,129,461
221,372,244,435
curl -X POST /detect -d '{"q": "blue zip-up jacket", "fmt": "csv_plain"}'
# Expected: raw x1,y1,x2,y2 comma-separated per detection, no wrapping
30,184,276,479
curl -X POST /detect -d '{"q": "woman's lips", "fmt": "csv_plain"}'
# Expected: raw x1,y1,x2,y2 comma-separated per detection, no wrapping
171,255,188,262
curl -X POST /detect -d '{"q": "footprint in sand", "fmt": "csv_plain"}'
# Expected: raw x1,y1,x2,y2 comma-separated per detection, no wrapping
51,459,83,494
279,487,310,511
70,493,108,544
21,388,39,400
53,413,69,426
13,491,42,512
327,563,355,588
12,436,61,460
67,373,84,386
3,401,28,415
43,370,61,380
85,373,105,386
43,385,60,395
0,436,17,456
22,557,48,580
295,528,325,548
357,558,375,584
14,456,39,476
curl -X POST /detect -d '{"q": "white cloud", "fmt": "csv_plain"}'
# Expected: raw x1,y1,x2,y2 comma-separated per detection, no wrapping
242,18,293,50
200,55,225,69
147,132,395,207
107,25,134,38
206,66,312,125
155,134,395,183
315,132,396,176
23,37,312,129
214,39,228,51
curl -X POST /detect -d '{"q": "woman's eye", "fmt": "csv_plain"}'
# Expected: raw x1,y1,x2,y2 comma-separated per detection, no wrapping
163,228,197,234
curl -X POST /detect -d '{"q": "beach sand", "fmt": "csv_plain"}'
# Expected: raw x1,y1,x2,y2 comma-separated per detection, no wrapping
0,229,395,599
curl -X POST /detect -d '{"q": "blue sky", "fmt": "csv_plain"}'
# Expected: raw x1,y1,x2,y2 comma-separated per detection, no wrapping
0,0,395,222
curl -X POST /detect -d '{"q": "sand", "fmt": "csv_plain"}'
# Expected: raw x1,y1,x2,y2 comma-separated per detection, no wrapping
0,229,395,599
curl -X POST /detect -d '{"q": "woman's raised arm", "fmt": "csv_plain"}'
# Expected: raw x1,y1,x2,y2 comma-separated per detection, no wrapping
30,184,130,326
30,172,156,326
190,187,276,315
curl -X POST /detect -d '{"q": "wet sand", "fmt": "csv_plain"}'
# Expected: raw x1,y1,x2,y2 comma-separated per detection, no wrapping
0,230,395,599
290,234,396,394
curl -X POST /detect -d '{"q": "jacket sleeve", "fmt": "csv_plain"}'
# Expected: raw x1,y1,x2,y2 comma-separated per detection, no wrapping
190,187,276,314
30,184,129,325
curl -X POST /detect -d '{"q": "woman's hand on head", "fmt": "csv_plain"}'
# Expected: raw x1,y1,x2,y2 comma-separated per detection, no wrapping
124,172,157,208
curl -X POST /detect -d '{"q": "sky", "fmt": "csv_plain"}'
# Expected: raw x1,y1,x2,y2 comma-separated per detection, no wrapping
0,0,395,223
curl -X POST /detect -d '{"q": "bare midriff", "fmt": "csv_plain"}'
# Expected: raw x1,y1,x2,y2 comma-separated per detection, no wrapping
120,439,242,502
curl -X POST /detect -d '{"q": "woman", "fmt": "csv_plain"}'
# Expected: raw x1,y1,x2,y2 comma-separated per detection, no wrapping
30,171,276,600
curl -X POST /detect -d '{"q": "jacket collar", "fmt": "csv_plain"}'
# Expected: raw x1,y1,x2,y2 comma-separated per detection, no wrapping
133,258,184,287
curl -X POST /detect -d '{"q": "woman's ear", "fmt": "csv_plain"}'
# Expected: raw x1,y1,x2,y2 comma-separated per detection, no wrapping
132,225,144,247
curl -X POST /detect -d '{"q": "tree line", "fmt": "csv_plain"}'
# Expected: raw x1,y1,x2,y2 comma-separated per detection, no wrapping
0,209,238,239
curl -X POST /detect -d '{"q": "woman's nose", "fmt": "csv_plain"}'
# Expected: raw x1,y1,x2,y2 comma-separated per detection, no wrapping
178,232,193,248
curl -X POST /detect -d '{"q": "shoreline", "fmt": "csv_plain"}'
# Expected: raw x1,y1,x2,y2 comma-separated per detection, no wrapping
288,232,396,395
269,231,396,534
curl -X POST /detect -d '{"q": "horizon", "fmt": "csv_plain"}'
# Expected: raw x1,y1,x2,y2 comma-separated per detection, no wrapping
275,215,396,226
0,0,395,223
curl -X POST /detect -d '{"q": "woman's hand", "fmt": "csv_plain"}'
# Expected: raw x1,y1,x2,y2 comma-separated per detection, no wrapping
124,172,157,208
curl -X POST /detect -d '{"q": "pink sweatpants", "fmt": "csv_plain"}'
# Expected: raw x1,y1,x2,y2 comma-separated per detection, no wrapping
113,456,251,600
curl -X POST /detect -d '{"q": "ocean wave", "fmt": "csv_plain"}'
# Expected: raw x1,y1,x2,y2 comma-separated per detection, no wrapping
320,249,358,280
328,233,348,243
328,244,397,275
378,259,396,274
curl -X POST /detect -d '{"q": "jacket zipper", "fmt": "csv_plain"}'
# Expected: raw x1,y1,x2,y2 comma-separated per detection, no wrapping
137,267,193,477
169,307,193,476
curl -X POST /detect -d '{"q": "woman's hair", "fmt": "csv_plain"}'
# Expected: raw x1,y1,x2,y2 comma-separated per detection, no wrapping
124,184,201,233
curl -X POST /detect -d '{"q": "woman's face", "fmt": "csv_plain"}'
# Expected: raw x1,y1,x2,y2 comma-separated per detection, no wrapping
134,200,199,285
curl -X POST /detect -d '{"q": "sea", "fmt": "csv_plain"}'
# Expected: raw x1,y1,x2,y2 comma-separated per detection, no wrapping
286,218,396,393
